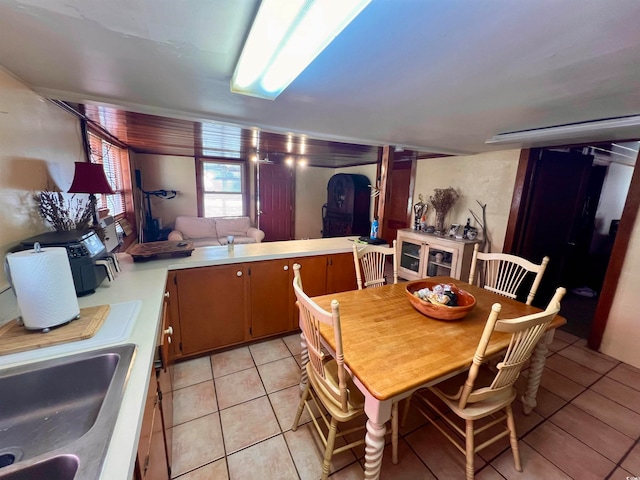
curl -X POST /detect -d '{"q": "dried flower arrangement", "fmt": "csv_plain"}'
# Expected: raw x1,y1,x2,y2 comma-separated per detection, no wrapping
33,189,92,231
429,187,459,233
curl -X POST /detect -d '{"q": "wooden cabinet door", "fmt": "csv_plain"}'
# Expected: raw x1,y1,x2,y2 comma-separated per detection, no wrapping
136,368,169,480
135,370,156,480
249,259,292,338
176,265,249,355
424,244,457,278
397,230,427,281
326,252,357,293
145,377,170,480
291,256,328,297
157,360,172,474
290,255,328,327
165,272,181,361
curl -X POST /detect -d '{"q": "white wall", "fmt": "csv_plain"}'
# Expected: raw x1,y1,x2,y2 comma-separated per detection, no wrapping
293,163,377,240
0,67,84,288
413,150,521,252
601,206,640,367
294,166,333,239
594,163,634,235
133,154,197,229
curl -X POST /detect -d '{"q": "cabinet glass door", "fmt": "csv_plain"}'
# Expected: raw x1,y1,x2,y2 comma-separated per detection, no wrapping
426,247,454,277
399,239,422,274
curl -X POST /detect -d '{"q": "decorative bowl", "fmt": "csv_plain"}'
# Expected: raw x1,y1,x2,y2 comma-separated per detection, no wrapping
405,280,476,321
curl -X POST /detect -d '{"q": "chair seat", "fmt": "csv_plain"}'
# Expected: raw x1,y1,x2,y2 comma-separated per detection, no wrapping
430,384,517,420
307,361,365,422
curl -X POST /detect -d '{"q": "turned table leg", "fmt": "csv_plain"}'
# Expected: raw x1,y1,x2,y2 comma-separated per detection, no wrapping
363,419,386,479
522,330,554,414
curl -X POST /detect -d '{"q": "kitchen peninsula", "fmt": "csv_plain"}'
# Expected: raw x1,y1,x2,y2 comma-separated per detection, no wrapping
0,237,360,479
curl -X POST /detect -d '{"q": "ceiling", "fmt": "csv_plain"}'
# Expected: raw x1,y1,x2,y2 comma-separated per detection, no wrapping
1,0,640,165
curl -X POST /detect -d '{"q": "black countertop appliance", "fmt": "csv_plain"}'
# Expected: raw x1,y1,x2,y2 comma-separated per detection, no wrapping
18,230,109,296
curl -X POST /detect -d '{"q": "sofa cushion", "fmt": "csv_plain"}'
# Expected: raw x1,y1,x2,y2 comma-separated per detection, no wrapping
174,216,217,239
215,217,252,237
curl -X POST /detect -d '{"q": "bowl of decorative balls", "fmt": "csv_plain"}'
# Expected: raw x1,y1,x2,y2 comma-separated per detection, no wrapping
405,280,476,321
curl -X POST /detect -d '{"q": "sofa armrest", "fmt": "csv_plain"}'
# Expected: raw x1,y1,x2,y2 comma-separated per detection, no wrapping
168,230,184,241
247,227,265,243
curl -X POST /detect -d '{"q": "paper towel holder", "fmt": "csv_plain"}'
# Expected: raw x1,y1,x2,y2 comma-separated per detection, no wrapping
4,243,81,333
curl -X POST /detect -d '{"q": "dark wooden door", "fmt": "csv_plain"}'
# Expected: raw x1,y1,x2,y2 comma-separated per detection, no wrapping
513,149,594,305
258,162,293,241
384,159,414,245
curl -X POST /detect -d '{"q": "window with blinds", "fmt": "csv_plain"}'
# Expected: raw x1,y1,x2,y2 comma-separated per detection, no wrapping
88,132,128,217
201,160,245,217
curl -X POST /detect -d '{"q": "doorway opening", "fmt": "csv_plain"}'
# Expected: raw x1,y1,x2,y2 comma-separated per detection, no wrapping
507,142,638,339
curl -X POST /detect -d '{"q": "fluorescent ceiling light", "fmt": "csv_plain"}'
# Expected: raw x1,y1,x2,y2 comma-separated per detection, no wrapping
231,0,371,100
485,115,640,145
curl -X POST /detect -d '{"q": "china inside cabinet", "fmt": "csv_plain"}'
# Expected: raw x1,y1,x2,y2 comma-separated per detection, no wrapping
397,229,479,282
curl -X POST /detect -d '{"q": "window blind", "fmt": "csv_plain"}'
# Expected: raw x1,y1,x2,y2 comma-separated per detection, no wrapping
88,132,127,216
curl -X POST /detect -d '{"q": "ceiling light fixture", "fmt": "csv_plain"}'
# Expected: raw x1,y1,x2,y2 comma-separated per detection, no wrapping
231,0,371,100
485,115,640,145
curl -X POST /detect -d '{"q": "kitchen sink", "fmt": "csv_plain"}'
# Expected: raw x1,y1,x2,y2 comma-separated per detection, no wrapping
0,344,136,479
0,455,78,480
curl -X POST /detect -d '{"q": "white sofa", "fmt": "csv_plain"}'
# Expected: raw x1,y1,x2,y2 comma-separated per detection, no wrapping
168,216,265,247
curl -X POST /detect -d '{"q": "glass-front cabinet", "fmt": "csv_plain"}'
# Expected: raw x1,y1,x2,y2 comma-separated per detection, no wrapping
397,229,480,282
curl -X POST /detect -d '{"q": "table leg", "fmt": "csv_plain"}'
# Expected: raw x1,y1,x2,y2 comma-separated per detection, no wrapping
360,394,392,480
363,419,386,479
522,329,553,414
299,332,308,394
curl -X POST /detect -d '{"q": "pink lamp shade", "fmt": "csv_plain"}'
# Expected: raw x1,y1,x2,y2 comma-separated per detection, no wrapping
68,162,114,194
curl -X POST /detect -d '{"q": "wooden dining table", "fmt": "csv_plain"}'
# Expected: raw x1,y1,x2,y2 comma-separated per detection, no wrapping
305,276,565,480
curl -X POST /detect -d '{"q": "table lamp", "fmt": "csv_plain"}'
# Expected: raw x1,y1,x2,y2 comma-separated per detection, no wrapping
68,161,114,225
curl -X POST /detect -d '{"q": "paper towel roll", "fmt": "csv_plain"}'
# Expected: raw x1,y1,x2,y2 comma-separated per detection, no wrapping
6,246,80,330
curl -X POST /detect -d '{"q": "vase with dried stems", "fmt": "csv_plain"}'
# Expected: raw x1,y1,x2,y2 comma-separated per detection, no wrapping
429,187,459,234
33,189,92,232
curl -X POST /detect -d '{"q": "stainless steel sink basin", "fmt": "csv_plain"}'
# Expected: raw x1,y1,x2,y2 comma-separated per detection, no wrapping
0,455,78,480
0,344,136,479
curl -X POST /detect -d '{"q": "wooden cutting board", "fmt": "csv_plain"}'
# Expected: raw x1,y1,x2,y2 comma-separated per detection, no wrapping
0,304,110,356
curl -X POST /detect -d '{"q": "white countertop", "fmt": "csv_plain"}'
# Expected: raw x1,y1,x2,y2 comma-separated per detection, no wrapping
0,236,358,479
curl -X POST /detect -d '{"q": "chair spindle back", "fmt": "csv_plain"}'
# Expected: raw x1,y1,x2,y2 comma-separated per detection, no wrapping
458,286,566,409
293,264,349,412
353,239,398,289
469,243,550,305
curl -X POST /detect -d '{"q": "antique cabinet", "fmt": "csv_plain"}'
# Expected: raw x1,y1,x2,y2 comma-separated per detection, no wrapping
322,173,371,238
396,229,479,282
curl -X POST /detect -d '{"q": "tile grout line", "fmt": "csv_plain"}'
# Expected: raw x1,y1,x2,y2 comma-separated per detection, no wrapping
608,436,640,479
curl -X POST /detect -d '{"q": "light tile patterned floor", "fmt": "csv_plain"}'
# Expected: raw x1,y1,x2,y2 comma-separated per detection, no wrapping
168,330,640,479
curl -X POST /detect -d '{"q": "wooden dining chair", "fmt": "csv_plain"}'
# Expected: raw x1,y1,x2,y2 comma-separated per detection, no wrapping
409,286,566,480
352,239,398,289
468,243,550,305
291,264,399,479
